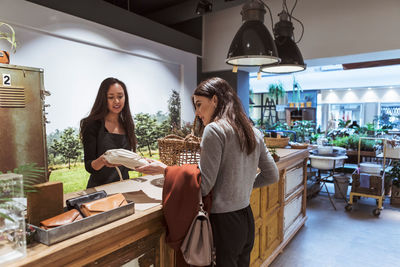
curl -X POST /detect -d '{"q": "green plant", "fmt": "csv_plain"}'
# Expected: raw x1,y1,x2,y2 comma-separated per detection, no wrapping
268,147,280,162
0,22,17,52
292,76,303,106
291,120,315,143
268,82,286,103
337,119,351,128
268,147,277,155
341,134,378,151
387,161,400,188
326,128,355,140
331,136,350,148
309,133,323,144
374,113,395,133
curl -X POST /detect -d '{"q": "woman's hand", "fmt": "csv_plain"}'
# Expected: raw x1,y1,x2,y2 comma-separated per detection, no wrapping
91,155,121,170
135,159,167,175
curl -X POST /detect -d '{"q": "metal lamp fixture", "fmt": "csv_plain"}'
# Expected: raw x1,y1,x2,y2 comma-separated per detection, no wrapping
196,0,213,15
226,0,280,67
261,9,306,73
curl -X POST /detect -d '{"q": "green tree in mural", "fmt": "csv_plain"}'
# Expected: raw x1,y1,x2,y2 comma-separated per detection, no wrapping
51,128,82,169
157,118,171,138
135,113,160,157
47,129,62,165
168,90,181,131
154,110,169,124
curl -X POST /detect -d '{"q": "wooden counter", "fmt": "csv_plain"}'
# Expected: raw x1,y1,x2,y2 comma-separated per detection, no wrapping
12,149,308,267
250,148,309,267
11,205,174,267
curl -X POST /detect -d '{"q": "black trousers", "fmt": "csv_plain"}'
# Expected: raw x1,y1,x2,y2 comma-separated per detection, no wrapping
210,205,255,267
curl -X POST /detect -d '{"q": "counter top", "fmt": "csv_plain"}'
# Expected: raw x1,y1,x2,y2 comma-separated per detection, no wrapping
275,148,309,170
11,148,309,266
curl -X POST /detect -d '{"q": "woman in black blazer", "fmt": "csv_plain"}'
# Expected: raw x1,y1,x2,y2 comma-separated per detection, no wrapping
80,77,137,188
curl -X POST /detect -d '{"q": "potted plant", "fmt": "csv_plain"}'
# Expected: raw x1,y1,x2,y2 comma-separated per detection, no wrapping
388,161,400,204
291,120,315,143
268,147,280,162
267,82,286,105
292,76,303,108
305,95,312,107
0,22,17,64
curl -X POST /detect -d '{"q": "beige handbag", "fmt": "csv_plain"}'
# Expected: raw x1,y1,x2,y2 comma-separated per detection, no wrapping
180,190,215,266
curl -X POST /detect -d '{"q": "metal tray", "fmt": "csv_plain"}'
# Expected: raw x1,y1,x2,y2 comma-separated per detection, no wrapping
29,202,135,245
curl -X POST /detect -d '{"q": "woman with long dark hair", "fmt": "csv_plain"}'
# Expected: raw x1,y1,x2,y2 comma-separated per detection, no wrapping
80,77,137,188
137,77,278,266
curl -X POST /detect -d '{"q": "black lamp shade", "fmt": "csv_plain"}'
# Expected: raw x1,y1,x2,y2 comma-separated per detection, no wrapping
226,20,280,66
261,36,306,73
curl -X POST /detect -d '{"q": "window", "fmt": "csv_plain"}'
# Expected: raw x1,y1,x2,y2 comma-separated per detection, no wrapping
329,103,362,126
380,103,400,129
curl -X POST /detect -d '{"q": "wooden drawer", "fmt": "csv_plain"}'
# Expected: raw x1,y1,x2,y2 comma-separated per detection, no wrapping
283,192,303,232
284,165,304,199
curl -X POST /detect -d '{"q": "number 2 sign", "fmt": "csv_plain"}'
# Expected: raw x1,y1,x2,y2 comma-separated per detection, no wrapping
3,74,11,86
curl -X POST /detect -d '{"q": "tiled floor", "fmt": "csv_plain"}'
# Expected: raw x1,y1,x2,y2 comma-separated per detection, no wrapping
270,185,400,267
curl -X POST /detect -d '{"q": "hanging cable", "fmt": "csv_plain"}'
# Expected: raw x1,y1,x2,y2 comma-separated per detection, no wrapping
283,0,290,16
290,15,304,43
290,0,298,18
259,0,274,30
282,0,304,43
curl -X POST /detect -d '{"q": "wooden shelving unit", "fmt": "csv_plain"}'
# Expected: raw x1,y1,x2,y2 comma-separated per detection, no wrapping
285,107,316,125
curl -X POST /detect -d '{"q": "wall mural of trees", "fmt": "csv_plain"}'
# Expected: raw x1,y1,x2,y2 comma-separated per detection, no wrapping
48,128,82,169
47,89,192,166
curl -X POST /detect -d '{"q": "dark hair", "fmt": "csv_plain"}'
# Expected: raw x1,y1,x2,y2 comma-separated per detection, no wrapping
192,77,256,154
80,77,137,151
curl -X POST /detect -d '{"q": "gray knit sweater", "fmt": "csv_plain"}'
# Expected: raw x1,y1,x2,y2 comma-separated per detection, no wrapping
199,120,279,213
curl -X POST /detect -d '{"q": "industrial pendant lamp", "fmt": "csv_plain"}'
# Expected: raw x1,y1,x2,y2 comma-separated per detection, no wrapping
261,9,306,73
226,0,280,67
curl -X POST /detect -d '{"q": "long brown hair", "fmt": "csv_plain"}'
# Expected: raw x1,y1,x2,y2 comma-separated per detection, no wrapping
80,77,137,151
192,77,256,154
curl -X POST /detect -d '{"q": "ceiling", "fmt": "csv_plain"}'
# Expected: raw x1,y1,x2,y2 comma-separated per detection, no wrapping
104,0,188,14
103,0,245,40
26,0,245,55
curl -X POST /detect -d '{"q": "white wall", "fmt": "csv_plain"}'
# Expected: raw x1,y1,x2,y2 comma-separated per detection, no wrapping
250,64,400,93
320,88,400,104
0,0,197,133
203,0,400,72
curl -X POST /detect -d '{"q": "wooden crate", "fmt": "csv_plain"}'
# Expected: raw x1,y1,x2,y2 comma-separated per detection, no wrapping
351,171,384,196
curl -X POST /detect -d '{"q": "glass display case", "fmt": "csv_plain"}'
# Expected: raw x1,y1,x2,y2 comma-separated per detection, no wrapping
0,173,26,263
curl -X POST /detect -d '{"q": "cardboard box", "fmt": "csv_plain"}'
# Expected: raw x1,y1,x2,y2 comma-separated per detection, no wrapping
27,181,63,226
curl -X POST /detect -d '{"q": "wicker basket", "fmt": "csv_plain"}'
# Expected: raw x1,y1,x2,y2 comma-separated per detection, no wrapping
158,134,201,166
264,137,290,148
290,143,309,149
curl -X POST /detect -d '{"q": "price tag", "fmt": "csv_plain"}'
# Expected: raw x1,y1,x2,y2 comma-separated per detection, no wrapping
2,74,11,86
